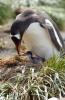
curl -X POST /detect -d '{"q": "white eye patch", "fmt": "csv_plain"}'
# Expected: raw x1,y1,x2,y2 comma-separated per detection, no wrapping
45,19,62,48
10,33,20,40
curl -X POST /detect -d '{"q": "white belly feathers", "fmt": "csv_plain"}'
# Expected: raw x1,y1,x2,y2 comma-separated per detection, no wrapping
22,22,59,59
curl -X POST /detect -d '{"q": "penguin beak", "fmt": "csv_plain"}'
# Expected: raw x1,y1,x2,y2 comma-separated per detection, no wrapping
16,42,21,55
11,37,21,56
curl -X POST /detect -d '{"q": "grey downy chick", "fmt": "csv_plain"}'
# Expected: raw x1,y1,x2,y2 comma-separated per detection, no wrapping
25,51,45,64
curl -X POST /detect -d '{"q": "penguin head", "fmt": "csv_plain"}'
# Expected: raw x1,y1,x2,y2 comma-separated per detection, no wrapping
11,10,38,55
11,20,23,55
25,51,33,59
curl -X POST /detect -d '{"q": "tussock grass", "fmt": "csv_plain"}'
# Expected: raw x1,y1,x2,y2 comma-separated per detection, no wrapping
0,56,65,100
44,56,65,72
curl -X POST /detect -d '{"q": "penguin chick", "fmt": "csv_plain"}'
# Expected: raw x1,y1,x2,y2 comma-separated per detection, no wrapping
25,51,45,64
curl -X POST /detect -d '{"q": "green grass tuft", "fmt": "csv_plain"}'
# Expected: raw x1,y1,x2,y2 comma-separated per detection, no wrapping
44,56,65,72
0,3,14,25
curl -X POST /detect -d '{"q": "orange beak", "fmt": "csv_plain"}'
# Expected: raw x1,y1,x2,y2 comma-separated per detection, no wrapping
16,42,21,56
11,37,21,56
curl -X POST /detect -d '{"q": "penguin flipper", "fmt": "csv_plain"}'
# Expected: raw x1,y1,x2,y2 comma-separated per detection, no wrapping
40,19,63,51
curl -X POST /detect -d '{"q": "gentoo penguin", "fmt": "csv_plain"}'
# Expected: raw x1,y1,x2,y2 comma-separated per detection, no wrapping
11,9,65,61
